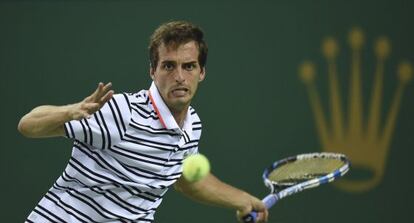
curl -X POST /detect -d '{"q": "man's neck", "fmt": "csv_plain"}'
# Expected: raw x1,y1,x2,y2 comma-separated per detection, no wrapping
171,107,188,129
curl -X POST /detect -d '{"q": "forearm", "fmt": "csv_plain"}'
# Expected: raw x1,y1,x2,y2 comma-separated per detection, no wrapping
18,83,113,139
18,104,74,138
175,174,252,210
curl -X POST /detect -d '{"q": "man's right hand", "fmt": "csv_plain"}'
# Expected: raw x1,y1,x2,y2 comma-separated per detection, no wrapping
18,82,114,138
69,82,114,120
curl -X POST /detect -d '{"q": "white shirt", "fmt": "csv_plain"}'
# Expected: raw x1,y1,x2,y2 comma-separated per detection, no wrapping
26,82,202,223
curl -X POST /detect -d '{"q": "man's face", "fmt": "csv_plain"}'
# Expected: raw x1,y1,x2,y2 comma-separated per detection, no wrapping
150,41,205,113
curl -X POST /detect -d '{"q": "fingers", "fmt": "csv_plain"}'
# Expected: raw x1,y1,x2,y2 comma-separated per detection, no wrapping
236,209,268,223
75,82,114,120
69,103,96,120
257,209,268,223
237,206,253,218
248,208,268,223
84,102,100,112
90,82,113,103
236,196,269,223
90,82,104,100
100,89,114,105
236,210,248,222
252,198,268,223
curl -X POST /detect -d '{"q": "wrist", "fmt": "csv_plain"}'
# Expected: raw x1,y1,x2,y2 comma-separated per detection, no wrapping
63,103,79,121
236,192,254,212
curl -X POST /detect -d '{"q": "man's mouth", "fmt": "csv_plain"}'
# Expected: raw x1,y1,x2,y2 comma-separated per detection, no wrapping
171,87,189,97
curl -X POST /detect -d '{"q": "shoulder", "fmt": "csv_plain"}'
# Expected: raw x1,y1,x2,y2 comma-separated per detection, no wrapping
107,90,148,121
112,90,149,108
125,90,150,105
189,106,202,130
126,90,154,114
121,90,160,127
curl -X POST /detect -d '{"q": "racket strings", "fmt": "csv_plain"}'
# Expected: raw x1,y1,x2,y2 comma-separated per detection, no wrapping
268,158,344,185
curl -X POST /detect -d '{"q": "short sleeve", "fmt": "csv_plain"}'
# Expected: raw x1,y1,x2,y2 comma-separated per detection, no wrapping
189,146,199,156
187,107,202,156
64,93,132,149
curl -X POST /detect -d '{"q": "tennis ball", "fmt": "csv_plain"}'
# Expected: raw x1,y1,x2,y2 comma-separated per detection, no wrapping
182,154,210,182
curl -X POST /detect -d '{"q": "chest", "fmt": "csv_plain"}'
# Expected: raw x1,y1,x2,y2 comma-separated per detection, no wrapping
108,120,198,176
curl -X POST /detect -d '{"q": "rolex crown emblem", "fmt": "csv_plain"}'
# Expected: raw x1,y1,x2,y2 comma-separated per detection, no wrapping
299,27,412,192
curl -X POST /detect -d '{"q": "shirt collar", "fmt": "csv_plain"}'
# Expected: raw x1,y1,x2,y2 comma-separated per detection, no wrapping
148,82,193,135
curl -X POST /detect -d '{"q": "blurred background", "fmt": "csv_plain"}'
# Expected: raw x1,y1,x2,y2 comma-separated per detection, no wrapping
1,0,413,222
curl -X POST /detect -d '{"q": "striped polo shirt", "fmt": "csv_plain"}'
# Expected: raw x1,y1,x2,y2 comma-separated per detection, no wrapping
26,82,202,223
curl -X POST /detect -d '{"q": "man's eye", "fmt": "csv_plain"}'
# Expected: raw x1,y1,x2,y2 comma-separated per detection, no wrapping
184,64,195,71
163,63,174,71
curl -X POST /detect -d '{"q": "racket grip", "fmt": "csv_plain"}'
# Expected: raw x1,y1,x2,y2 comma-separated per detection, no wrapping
242,194,278,223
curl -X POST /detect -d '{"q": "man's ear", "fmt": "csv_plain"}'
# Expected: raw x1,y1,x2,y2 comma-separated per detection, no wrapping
150,67,155,80
199,67,206,82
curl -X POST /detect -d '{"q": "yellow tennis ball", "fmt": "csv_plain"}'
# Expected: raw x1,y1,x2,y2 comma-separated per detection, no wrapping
182,154,210,182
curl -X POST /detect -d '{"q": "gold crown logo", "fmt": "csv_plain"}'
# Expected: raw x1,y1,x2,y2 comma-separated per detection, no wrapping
299,27,412,192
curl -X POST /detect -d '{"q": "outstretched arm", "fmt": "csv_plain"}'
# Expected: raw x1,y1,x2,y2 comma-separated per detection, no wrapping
174,173,268,222
18,82,113,138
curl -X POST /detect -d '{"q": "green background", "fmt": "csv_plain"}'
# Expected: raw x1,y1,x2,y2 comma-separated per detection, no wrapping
1,0,413,222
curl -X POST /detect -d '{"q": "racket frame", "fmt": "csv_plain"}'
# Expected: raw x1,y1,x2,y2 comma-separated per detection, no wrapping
243,152,350,223
264,152,350,200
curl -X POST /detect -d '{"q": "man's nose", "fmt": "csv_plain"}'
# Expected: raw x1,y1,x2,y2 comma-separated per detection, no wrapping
175,67,185,82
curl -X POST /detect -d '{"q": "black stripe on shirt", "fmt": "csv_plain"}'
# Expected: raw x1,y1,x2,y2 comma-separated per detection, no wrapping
53,182,144,218
136,218,154,222
192,121,202,126
134,93,150,105
131,103,155,116
130,118,175,132
33,207,59,223
68,122,75,139
187,138,200,144
178,143,198,151
59,173,151,213
108,100,124,141
79,119,88,144
62,169,162,201
123,163,181,179
122,93,132,113
98,110,112,150
109,146,176,168
183,131,190,143
37,204,65,223
93,113,106,150
129,119,179,136
192,121,202,131
45,192,92,223
69,156,158,201
116,163,180,182
63,124,69,138
55,185,128,222
124,133,177,148
114,95,128,132
75,143,134,182
84,118,93,146
122,138,174,152
61,170,158,205
131,104,159,120
68,158,107,184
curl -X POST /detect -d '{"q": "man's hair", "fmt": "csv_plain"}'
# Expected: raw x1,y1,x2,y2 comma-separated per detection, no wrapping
149,21,208,70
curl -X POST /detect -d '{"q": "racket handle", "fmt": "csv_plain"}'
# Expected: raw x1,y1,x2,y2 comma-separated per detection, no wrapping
242,194,278,223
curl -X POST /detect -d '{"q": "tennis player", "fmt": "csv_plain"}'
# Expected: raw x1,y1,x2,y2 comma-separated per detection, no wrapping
18,21,268,223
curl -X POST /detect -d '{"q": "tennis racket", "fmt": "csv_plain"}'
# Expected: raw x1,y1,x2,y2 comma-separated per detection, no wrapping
242,152,350,223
